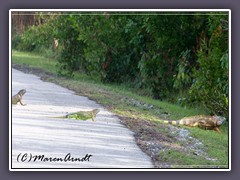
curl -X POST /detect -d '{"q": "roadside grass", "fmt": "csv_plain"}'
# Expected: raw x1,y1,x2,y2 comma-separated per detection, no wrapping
12,50,229,168
12,50,58,73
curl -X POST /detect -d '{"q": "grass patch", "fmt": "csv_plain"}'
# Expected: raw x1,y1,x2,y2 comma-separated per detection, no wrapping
12,50,58,74
189,125,229,166
12,50,229,168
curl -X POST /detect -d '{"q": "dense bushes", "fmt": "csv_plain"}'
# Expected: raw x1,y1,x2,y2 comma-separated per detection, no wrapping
189,15,229,117
12,12,229,117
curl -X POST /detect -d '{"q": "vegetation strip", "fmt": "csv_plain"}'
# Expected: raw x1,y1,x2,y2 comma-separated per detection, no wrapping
12,52,228,168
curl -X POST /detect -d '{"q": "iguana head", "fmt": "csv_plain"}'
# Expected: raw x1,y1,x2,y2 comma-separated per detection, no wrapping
93,109,100,113
214,116,226,126
18,89,26,96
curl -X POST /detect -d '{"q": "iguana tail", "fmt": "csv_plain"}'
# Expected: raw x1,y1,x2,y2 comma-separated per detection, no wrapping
159,119,199,127
50,115,68,119
161,119,184,125
49,114,88,120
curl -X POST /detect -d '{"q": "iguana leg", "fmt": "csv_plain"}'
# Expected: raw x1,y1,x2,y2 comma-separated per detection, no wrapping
91,112,95,122
214,127,221,134
19,99,26,106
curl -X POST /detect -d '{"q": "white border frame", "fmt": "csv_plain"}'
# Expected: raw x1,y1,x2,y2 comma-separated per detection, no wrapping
9,9,231,171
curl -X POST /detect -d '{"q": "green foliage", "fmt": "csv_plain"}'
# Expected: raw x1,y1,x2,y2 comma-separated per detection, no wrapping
13,12,229,117
173,49,193,106
12,34,22,49
137,14,207,100
16,26,38,51
56,18,87,76
173,49,192,90
12,13,60,60
138,51,173,99
189,15,229,117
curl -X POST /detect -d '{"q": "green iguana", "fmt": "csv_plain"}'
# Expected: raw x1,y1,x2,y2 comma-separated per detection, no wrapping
51,109,100,121
159,115,226,134
12,89,26,106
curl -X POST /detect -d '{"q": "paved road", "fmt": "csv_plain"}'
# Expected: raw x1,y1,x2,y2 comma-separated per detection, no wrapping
11,69,153,169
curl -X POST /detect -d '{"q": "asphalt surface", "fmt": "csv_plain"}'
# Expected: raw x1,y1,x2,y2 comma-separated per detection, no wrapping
11,68,154,169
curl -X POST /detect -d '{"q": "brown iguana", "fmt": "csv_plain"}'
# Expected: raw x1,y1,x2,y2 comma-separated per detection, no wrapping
12,89,27,106
51,109,100,121
159,115,226,134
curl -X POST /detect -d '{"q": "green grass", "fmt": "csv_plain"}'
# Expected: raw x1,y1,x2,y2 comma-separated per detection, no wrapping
12,50,229,168
12,50,58,73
